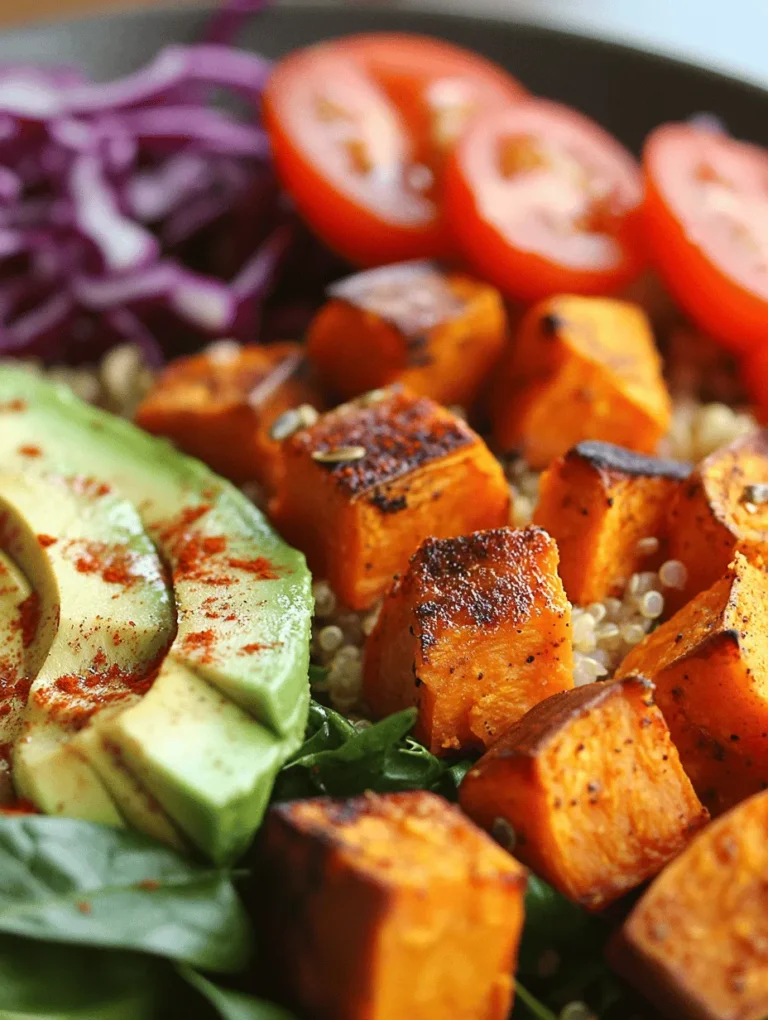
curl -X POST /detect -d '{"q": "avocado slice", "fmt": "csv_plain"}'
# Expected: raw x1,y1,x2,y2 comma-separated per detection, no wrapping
0,472,176,827
0,550,34,802
71,722,187,852
0,368,312,860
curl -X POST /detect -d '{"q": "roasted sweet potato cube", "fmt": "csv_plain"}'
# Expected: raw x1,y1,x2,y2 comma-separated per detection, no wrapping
270,386,510,610
363,527,573,754
307,261,507,408
534,441,691,604
261,791,527,1020
666,429,768,611
610,788,768,1020
135,342,323,493
618,553,768,815
490,296,671,468
460,677,708,911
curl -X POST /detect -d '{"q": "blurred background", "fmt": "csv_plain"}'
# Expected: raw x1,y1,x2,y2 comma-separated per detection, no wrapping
0,0,766,89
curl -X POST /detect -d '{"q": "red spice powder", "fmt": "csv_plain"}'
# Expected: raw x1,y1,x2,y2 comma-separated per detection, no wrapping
136,879,161,892
69,477,111,498
68,540,143,589
239,641,279,655
227,557,280,580
0,399,26,413
182,629,216,664
17,593,40,648
38,662,157,730
17,445,41,458
37,534,57,548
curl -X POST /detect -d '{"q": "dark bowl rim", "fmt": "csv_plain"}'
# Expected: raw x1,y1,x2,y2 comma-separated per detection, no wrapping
8,0,768,104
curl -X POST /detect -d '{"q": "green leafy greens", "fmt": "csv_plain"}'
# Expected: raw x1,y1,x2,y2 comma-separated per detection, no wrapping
179,968,297,1020
272,700,472,801
0,816,252,972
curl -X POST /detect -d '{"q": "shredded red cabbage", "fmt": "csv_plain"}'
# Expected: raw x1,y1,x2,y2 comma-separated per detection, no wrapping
0,0,343,364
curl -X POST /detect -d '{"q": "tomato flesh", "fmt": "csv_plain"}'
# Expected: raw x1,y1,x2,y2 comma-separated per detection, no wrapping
443,100,644,302
263,35,525,266
643,122,768,355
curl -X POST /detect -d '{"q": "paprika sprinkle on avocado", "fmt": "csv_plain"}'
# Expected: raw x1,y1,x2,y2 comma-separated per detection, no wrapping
38,662,160,730
227,557,281,579
17,592,40,649
181,629,217,663
65,540,143,588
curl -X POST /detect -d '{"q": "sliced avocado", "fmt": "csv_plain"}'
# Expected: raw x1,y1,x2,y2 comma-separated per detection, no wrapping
71,721,187,852
0,369,311,737
0,368,312,860
0,472,175,827
0,550,34,802
102,657,285,862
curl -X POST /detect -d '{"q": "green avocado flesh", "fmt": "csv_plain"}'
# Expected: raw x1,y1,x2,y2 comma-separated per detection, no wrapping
0,472,175,829
0,367,313,862
0,550,33,801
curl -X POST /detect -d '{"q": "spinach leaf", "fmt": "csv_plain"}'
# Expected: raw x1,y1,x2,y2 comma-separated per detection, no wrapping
180,968,296,1020
0,816,252,973
0,936,162,1014
273,701,473,801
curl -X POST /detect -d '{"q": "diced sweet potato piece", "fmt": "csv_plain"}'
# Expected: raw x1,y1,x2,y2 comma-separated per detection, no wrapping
610,788,768,1020
666,429,768,611
307,262,507,408
261,791,527,1020
135,342,323,493
460,677,708,911
270,386,510,609
617,553,768,815
490,296,671,468
363,527,573,754
534,441,691,604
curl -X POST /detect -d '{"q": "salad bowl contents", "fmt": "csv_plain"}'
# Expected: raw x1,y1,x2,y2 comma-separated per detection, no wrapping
2,5,768,1020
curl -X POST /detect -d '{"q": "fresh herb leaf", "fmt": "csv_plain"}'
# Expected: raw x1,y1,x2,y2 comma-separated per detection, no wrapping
0,936,162,1014
431,758,474,801
180,967,296,1020
273,701,472,801
0,816,252,973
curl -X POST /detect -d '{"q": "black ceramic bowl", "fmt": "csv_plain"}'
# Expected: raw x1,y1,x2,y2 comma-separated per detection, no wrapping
2,1,768,155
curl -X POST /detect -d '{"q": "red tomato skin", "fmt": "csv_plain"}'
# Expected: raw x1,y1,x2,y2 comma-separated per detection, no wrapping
263,36,526,267
642,125,768,356
443,102,645,303
263,96,444,267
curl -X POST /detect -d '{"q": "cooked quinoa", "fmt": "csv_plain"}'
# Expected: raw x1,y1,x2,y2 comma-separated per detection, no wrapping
8,338,759,706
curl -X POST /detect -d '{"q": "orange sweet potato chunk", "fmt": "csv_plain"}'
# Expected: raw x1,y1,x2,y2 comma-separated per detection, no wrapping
363,527,573,754
261,791,527,1020
610,788,768,1020
534,441,691,604
617,553,768,816
307,262,507,408
270,386,510,610
460,677,708,911
135,342,322,493
490,296,671,468
666,429,768,611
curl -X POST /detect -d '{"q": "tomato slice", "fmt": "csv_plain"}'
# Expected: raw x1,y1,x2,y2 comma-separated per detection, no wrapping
443,100,644,301
262,35,525,266
643,122,768,354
